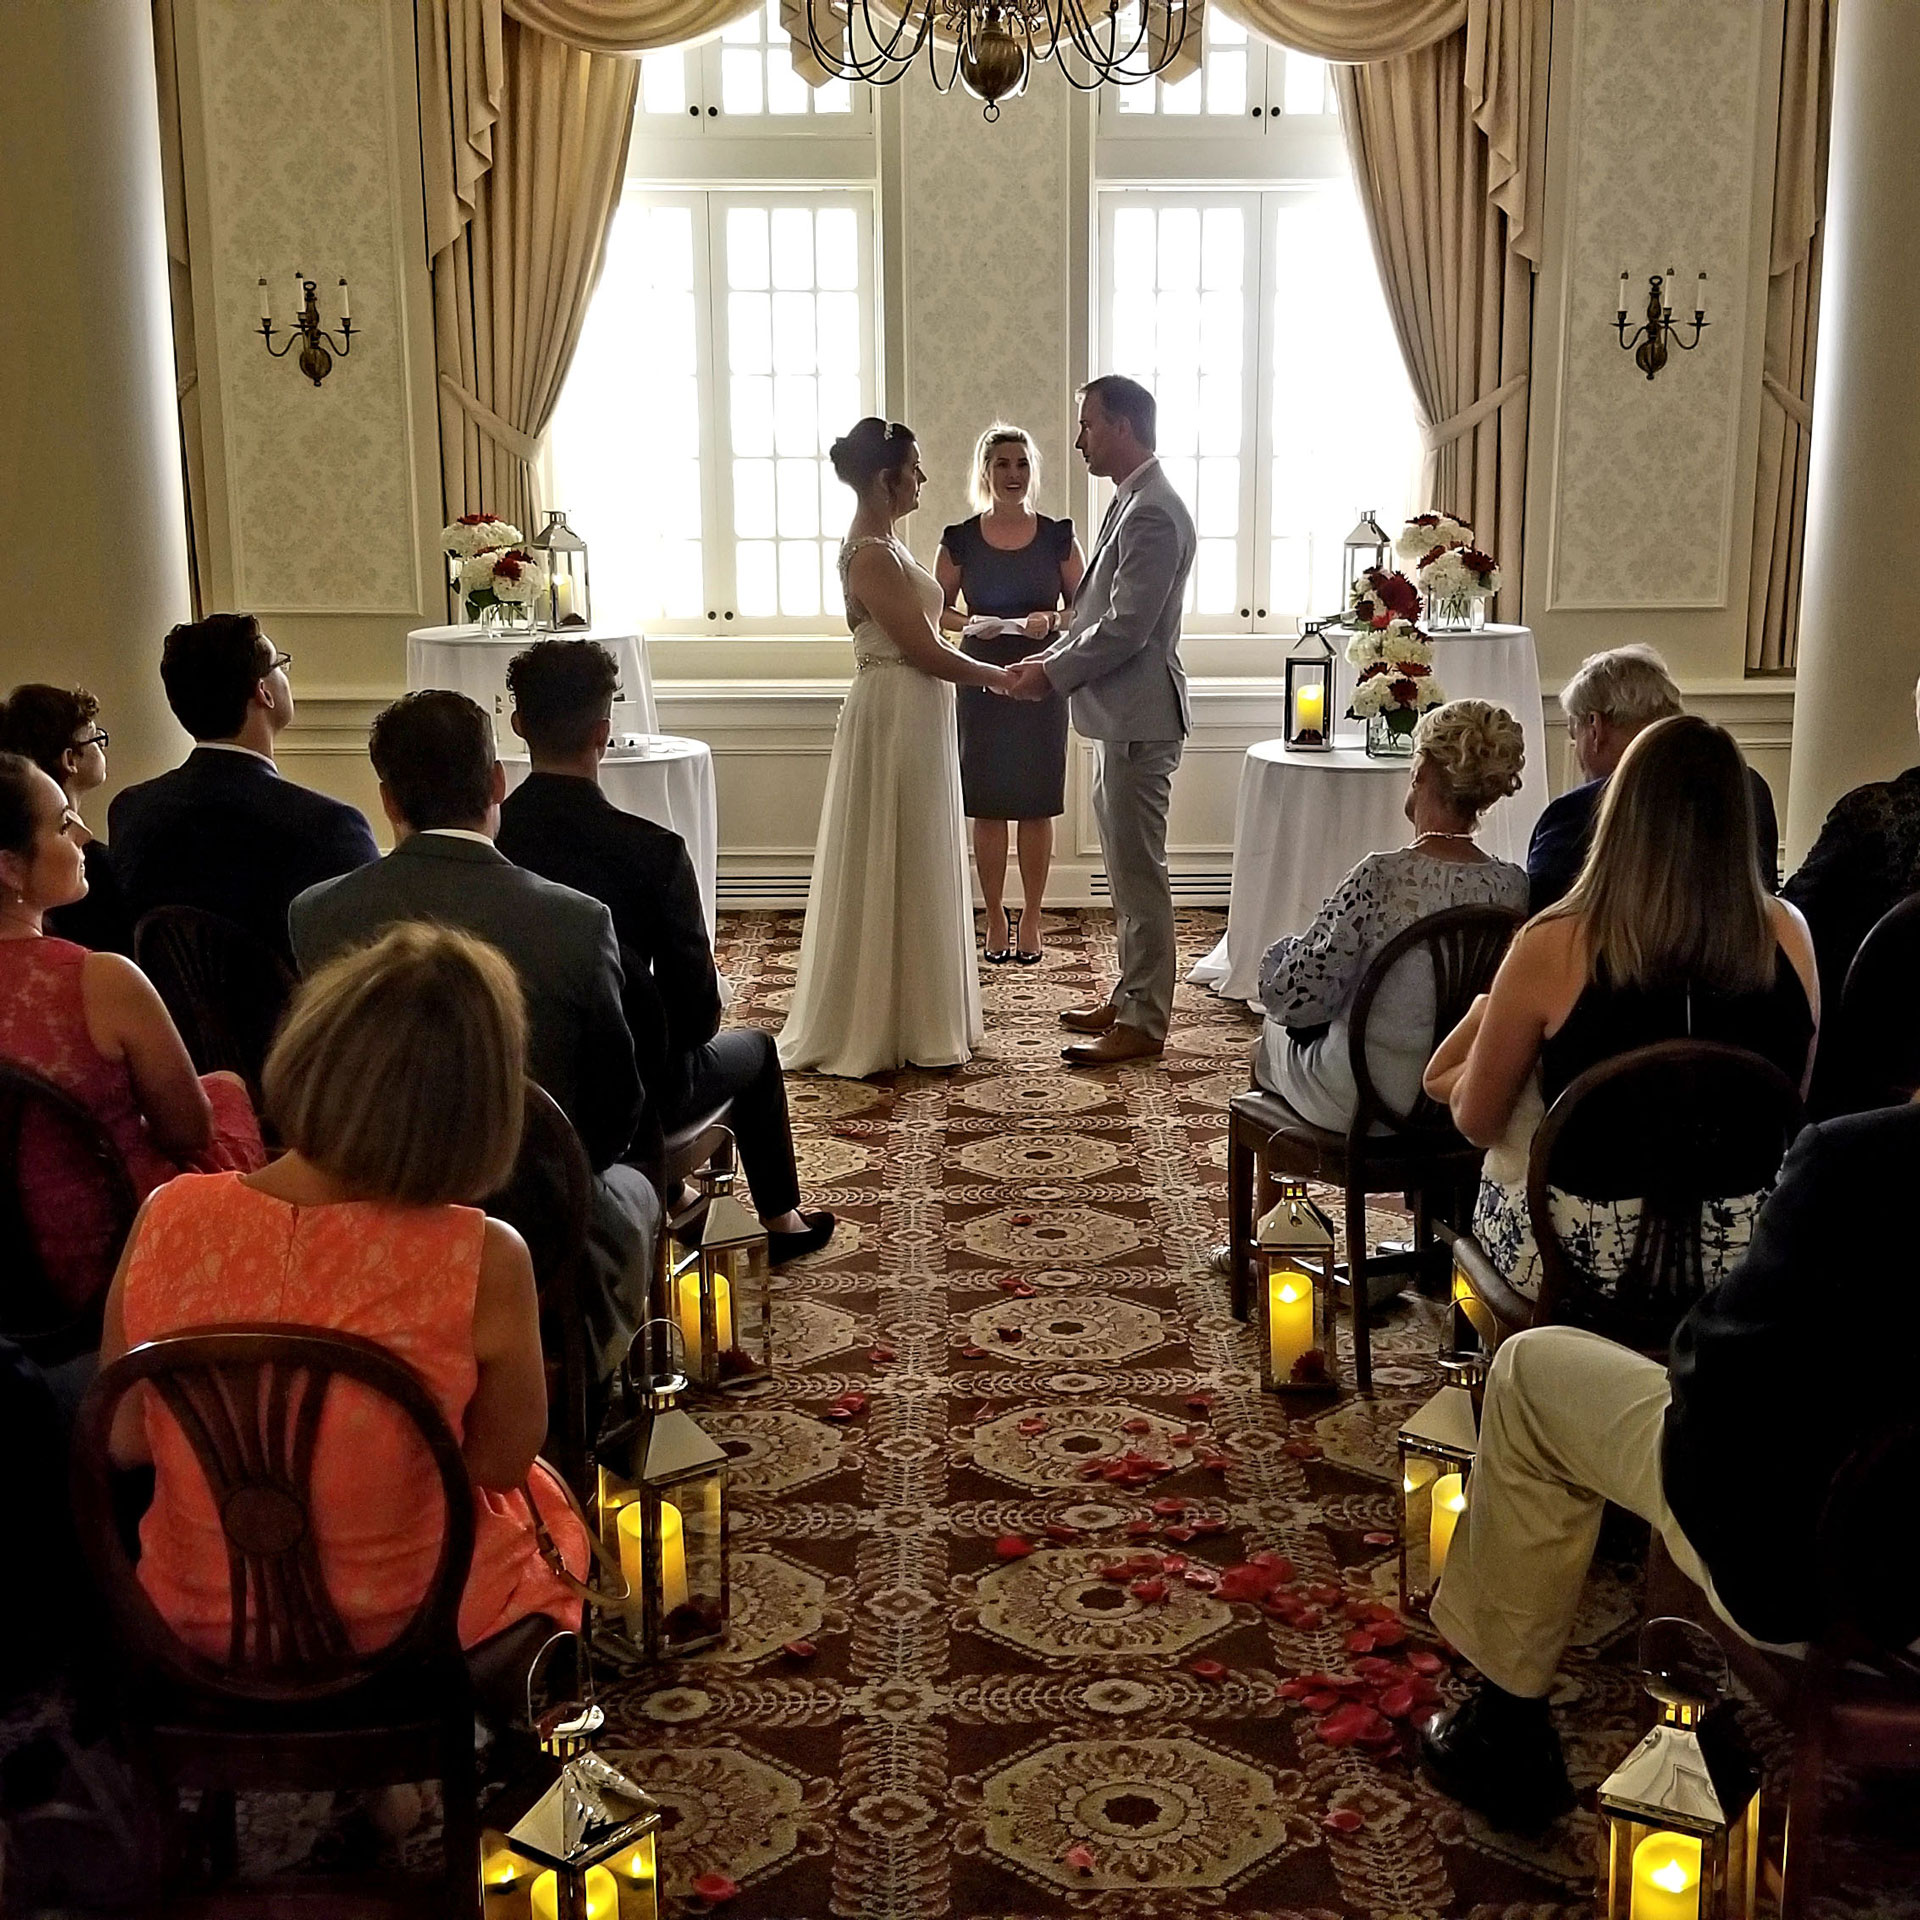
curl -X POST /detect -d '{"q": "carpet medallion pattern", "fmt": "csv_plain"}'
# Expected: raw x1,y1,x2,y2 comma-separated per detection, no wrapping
586,909,1705,1920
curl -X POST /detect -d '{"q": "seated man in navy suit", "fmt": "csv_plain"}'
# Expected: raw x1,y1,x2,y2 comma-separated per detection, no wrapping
1530,644,1778,912
109,612,378,958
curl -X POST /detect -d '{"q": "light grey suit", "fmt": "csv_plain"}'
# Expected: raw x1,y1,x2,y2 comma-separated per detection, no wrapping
1040,459,1196,1041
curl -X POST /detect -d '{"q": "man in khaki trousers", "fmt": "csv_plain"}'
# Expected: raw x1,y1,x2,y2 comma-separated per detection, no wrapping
1006,374,1195,1065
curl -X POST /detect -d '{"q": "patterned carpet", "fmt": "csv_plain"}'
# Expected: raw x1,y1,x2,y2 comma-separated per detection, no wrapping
581,907,1761,1920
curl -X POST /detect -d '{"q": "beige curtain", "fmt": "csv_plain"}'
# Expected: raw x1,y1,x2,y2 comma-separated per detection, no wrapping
1214,0,1464,59
419,1,639,533
1334,21,1539,620
1747,0,1832,675
152,0,208,617
503,0,759,51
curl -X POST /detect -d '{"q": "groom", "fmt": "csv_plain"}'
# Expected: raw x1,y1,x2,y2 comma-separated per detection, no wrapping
1005,375,1196,1064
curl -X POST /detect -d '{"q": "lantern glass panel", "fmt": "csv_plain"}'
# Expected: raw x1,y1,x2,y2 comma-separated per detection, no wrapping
531,509,592,629
1341,510,1391,599
1283,655,1333,751
1253,1181,1337,1391
1396,1385,1477,1615
668,1185,773,1388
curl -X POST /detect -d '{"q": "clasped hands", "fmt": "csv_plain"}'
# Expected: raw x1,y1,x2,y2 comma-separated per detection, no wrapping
994,658,1053,701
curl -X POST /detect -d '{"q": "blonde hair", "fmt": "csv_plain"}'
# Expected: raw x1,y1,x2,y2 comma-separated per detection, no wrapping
1541,714,1773,994
1413,699,1526,820
968,423,1041,514
264,923,528,1205
1559,644,1683,730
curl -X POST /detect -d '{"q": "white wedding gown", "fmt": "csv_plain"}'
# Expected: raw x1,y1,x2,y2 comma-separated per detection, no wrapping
777,536,983,1079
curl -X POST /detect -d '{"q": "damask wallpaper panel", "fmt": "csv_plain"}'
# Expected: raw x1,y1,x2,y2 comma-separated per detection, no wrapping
193,0,424,613
900,83,1073,569
1545,0,1770,611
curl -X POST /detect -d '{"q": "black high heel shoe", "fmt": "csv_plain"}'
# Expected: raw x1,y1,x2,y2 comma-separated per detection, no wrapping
984,908,1016,965
1013,909,1044,964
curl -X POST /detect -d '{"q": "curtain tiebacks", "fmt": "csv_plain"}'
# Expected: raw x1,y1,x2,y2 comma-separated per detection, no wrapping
1762,370,1814,432
439,373,541,466
1418,372,1529,453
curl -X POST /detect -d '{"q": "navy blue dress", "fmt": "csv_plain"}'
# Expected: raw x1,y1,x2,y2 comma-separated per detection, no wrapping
941,514,1074,820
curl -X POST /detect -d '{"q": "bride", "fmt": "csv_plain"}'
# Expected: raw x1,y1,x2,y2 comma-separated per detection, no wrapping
778,419,1015,1079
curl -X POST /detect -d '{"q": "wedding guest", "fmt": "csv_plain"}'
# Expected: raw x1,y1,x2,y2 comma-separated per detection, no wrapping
0,682,130,954
0,753,265,1312
1421,1101,1920,1831
1425,715,1818,1301
109,613,378,959
1256,701,1527,1133
1782,673,1920,1035
935,424,1085,964
1529,645,1779,911
97,923,588,1655
497,638,834,1263
288,691,658,1382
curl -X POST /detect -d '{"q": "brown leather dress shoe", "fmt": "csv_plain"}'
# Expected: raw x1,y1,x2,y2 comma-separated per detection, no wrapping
1062,1025,1165,1066
1059,1002,1118,1034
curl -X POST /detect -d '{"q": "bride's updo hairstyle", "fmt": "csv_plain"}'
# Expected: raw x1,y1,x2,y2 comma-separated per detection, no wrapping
830,417,916,494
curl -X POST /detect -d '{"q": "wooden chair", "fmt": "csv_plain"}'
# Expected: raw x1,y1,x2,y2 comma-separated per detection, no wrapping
485,1083,596,1498
71,1326,482,1918
1226,904,1522,1391
1820,892,1920,1114
134,905,297,1108
0,1058,138,1363
1645,1418,1920,1919
1445,1039,1804,1356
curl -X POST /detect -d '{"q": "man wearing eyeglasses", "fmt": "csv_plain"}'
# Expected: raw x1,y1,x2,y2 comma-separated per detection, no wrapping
1527,644,1779,914
109,612,379,959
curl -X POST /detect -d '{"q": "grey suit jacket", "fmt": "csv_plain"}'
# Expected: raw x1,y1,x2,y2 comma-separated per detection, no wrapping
288,833,643,1173
1040,459,1196,742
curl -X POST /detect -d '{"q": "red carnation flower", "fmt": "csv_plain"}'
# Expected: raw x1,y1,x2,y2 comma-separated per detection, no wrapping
1374,570,1421,620
1390,677,1418,704
1460,546,1497,580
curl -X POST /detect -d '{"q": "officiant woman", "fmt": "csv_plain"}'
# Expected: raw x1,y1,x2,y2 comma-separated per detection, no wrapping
937,424,1085,964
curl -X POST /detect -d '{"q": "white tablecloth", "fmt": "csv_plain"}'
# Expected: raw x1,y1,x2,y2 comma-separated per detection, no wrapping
501,734,719,940
406,624,658,734
1190,623,1549,1005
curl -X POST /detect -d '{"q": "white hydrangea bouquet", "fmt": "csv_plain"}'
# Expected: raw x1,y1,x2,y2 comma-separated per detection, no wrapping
441,514,531,623
1347,619,1445,755
1396,510,1499,630
458,545,548,626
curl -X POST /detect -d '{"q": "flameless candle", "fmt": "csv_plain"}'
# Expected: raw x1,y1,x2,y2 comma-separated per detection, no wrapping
616,1499,645,1611
1266,1270,1314,1382
483,1841,524,1893
1428,1473,1467,1580
554,573,574,620
531,1864,618,1920
614,1839,657,1887
1663,268,1676,312
338,277,350,321
1294,679,1324,737
1617,269,1629,318
1629,1831,1702,1920
258,278,272,323
1694,272,1707,319
658,1497,689,1614
676,1268,733,1357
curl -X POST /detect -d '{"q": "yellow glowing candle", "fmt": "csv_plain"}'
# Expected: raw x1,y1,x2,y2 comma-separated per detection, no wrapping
1294,678,1325,736
613,1837,657,1888
675,1269,733,1358
1428,1473,1467,1580
1266,1269,1314,1383
1629,1831,1702,1920
617,1500,690,1617
531,1863,618,1920
483,1838,524,1894
553,572,574,620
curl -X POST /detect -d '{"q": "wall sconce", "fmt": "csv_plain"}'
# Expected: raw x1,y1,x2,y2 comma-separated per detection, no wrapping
1615,269,1706,381
258,271,356,387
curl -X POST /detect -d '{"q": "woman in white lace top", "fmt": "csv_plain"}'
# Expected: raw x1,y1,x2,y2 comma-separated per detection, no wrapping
1257,700,1528,1133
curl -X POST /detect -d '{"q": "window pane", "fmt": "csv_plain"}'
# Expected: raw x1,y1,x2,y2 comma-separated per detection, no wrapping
820,466,852,537
721,10,760,42
766,53,810,113
728,209,770,289
1158,208,1200,288
1161,67,1201,113
737,540,778,614
816,208,859,288
657,375,701,453
651,207,696,290
779,539,820,615
818,373,863,444
640,53,686,115
822,544,845,615
773,373,818,454
1283,51,1331,115
771,290,817,372
816,78,852,113
770,207,815,288
722,47,763,113
731,374,775,456
816,292,861,371
1197,455,1239,535
734,460,776,538
1195,538,1238,612
729,292,772,373
1206,49,1245,115
661,542,704,619
1200,208,1243,291
776,458,820,536
1113,207,1156,292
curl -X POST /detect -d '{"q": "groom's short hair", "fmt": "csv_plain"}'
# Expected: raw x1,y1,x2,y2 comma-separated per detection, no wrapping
1079,374,1157,452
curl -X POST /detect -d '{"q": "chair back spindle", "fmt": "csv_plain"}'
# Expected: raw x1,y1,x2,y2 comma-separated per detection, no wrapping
134,906,297,1106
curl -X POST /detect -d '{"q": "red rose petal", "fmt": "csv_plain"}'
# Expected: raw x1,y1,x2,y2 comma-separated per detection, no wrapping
1170,1431,1197,1447
692,1874,740,1902
1125,1518,1157,1538
1184,1394,1215,1414
994,1276,1024,1292
960,1345,987,1358
782,1639,818,1658
1124,1552,1162,1575
1121,1418,1153,1435
1009,1212,1035,1226
1317,1703,1391,1747
1128,1578,1168,1603
1378,1684,1417,1719
1043,1522,1081,1542
994,1535,1034,1559
1181,1568,1218,1589
1192,1517,1229,1537
1011,1283,1037,1298
1163,1524,1196,1543
869,1346,898,1363
1278,1677,1316,1699
1063,1844,1097,1875
1099,1563,1132,1582
1303,1690,1340,1712
1294,1606,1326,1630
1152,1497,1188,1516
1367,1621,1408,1648
1161,1554,1189,1574
1357,1725,1402,1750
1362,1531,1397,1547
1017,1417,1048,1436
1187,1658,1228,1681
1408,1650,1446,1676
996,1327,1024,1343
1321,1808,1365,1834
1360,1601,1400,1623
1346,1630,1377,1655
1354,1657,1398,1681
1306,1583,1343,1605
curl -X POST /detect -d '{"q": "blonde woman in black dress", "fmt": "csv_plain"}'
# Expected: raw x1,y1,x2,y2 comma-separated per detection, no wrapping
935,425,1085,964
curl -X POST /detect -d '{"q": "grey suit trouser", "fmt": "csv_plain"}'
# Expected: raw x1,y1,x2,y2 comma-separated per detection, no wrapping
1091,737,1184,1042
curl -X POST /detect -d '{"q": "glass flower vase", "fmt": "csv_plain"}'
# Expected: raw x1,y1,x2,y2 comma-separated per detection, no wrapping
1366,710,1419,759
1426,593,1488,632
478,598,536,634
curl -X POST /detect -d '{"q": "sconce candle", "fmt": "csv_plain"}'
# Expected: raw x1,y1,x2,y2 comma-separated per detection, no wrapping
1614,270,1707,380
1617,269,1629,319
259,269,358,387
339,277,350,321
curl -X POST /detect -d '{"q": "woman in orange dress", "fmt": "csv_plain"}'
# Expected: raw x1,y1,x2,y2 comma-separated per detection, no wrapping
98,922,587,1654
0,753,264,1311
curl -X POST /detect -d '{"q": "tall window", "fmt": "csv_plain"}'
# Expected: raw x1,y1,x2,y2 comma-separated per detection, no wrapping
1095,15,1417,634
549,190,876,633
635,0,859,123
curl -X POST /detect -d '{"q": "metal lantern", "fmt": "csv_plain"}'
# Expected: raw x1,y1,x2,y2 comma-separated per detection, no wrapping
530,509,592,629
665,1143,772,1391
594,1323,730,1660
1254,1178,1339,1393
1397,1381,1478,1615
1283,624,1338,753
481,1705,664,1919
1597,1620,1762,1920
1342,511,1392,598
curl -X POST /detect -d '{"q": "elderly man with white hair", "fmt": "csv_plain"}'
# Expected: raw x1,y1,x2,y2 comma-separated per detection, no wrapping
1528,643,1779,912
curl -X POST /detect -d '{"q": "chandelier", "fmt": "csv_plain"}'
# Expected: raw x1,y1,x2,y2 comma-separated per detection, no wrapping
789,0,1201,119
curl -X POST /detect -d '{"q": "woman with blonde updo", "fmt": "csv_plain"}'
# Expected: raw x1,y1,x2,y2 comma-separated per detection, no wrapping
1255,699,1529,1132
